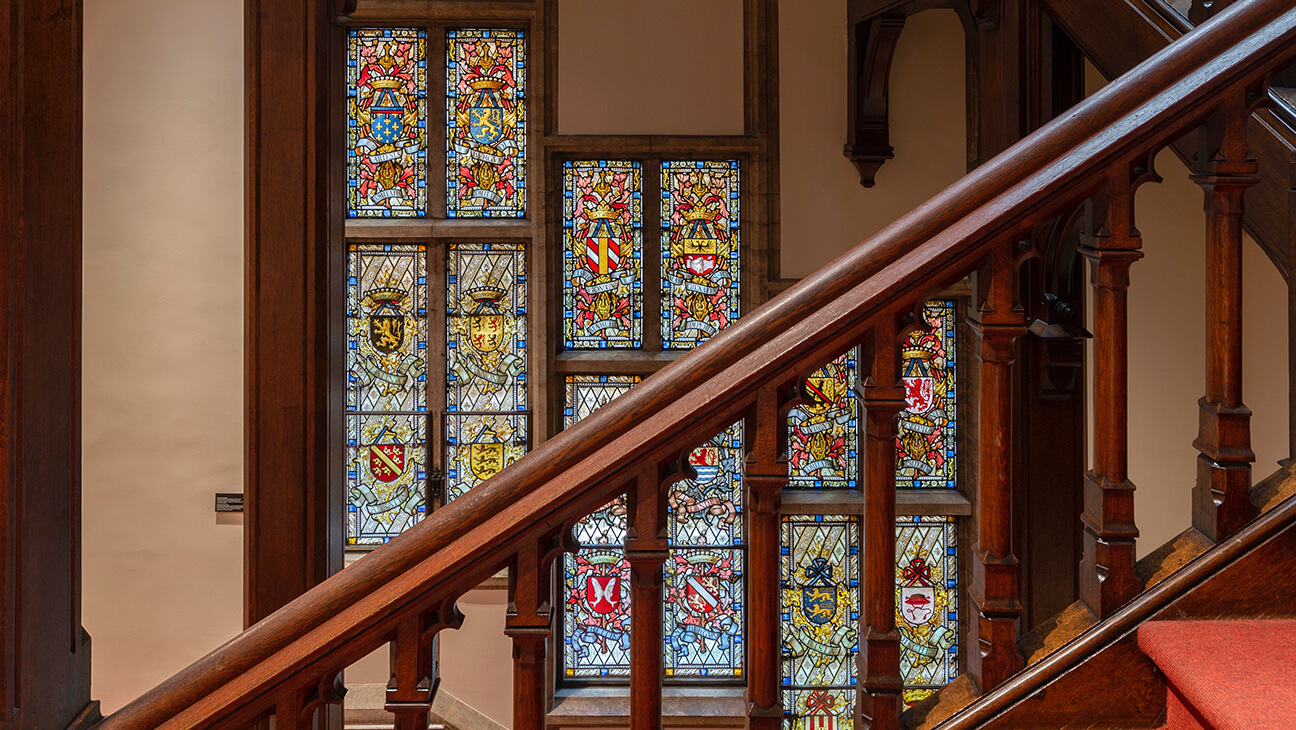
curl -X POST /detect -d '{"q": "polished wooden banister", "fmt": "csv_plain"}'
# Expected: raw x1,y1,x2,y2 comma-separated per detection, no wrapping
101,3,1296,727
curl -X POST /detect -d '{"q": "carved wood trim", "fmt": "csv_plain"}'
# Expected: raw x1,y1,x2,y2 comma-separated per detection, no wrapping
846,16,906,187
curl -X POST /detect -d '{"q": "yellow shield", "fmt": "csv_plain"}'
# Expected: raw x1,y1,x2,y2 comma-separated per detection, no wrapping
469,442,506,481
468,313,506,354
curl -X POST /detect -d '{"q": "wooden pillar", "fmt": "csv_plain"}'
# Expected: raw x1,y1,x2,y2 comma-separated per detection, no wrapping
968,243,1028,691
857,321,904,730
1191,91,1260,542
1078,163,1153,618
387,601,460,730
625,468,669,730
0,0,96,726
506,533,559,730
244,0,342,628
745,385,791,730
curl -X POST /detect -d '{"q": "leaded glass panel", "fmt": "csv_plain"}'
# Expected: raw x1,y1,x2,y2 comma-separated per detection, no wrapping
780,514,860,729
896,300,958,488
664,548,744,677
347,28,426,218
346,414,427,545
896,516,959,707
563,160,643,349
788,352,858,489
446,29,526,218
445,243,527,501
661,160,741,349
346,244,429,545
562,375,637,678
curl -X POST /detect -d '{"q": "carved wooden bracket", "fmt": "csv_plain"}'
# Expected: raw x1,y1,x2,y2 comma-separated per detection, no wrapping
846,16,907,187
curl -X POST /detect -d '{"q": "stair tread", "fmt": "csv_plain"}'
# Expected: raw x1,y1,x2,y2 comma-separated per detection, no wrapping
1138,620,1296,730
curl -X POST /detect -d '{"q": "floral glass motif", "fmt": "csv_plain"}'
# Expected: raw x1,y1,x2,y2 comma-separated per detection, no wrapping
661,160,741,349
896,300,958,489
346,245,428,545
563,161,643,349
447,29,526,218
789,352,858,489
562,375,638,677
781,514,860,730
445,243,527,502
896,516,959,708
347,28,426,218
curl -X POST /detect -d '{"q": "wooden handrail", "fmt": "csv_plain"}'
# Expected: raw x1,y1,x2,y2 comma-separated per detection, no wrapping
102,2,1296,727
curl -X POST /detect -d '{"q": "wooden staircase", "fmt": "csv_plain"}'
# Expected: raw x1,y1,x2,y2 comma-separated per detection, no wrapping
90,1,1296,728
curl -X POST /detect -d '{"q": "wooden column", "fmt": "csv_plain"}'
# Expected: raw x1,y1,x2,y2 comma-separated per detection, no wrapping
0,0,96,726
245,0,342,627
1078,162,1154,618
387,600,461,730
625,468,669,729
506,533,560,730
1191,91,1260,542
745,385,791,730
968,243,1028,691
857,321,905,730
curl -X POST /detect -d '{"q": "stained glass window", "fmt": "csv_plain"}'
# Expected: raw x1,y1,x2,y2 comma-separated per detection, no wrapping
661,160,741,349
897,300,958,488
563,375,638,677
562,376,745,679
664,422,745,677
446,29,526,218
896,516,959,708
781,514,860,729
563,161,644,349
789,352,858,489
445,243,527,502
347,28,427,218
346,245,429,544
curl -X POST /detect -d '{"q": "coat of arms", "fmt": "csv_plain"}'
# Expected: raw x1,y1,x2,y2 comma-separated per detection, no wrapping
466,284,508,355
799,557,839,627
900,556,937,626
688,444,721,484
902,335,940,415
366,425,407,483
467,423,509,481
585,575,621,615
365,286,408,356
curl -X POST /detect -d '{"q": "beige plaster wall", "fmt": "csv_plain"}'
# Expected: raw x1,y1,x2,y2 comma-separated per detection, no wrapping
82,0,246,713
779,5,967,278
78,0,1290,722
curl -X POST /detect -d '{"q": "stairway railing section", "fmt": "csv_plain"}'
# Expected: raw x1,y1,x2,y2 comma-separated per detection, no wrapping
100,2,1296,728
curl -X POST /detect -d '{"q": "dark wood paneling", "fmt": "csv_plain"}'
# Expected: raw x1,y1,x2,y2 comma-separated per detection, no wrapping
244,0,341,623
0,0,96,726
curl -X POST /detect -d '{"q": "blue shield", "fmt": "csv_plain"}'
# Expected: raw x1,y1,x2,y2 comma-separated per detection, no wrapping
469,106,505,146
370,88,405,146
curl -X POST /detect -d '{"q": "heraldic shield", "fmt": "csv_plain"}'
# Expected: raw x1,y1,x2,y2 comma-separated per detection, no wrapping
368,442,406,483
683,236,718,278
468,441,505,481
684,575,721,616
468,312,505,353
368,313,406,355
800,557,839,627
370,86,406,146
688,445,720,484
469,102,505,146
585,575,621,615
901,557,937,626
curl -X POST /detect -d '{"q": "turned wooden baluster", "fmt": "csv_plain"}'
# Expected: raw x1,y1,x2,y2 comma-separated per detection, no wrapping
745,383,794,730
1191,87,1261,542
1078,158,1158,618
507,530,565,730
387,598,463,729
857,320,905,730
626,465,670,729
968,242,1028,691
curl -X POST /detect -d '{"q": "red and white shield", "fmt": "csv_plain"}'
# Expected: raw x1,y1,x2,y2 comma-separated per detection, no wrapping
585,575,621,614
684,575,720,615
805,717,837,730
684,253,717,278
900,585,936,625
904,376,935,414
586,236,621,276
368,443,406,483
